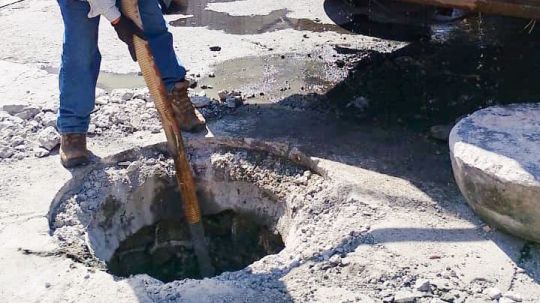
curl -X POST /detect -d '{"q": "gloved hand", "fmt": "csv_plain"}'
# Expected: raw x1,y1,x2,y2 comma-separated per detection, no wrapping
112,15,146,62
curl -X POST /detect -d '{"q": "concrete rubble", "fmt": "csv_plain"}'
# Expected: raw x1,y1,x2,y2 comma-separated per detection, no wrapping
37,126,60,151
0,88,242,161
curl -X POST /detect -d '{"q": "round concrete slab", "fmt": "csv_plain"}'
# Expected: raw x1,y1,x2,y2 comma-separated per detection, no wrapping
450,103,540,242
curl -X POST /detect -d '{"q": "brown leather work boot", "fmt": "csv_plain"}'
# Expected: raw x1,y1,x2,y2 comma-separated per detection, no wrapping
169,80,206,133
60,134,90,168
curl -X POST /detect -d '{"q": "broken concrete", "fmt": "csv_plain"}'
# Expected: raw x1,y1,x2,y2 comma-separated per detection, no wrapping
49,141,324,281
37,126,60,151
450,104,540,242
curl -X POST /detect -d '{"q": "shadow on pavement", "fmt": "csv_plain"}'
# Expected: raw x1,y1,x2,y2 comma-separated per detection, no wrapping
198,11,540,293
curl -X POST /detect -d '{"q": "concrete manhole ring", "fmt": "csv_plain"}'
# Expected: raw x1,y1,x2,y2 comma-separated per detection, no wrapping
48,137,341,282
450,103,540,242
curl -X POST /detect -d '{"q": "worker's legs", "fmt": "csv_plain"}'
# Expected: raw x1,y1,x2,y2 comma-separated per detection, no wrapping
134,0,187,92
57,0,101,134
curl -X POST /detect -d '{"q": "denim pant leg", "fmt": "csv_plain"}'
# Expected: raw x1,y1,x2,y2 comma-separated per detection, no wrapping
57,0,101,134
133,0,186,91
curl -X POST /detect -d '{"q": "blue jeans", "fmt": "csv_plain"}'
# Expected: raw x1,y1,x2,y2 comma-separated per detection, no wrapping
56,0,186,134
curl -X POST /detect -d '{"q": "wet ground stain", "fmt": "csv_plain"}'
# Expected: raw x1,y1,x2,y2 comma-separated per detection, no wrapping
169,0,350,35
194,53,347,103
95,72,146,91
316,15,540,130
42,66,146,91
44,0,540,132
169,0,540,131
169,0,446,41
519,242,540,282
108,210,284,282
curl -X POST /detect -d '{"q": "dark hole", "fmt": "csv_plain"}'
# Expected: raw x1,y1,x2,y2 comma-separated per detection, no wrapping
107,210,285,282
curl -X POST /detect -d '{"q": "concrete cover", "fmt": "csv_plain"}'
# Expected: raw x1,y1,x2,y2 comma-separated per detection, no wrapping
450,104,540,242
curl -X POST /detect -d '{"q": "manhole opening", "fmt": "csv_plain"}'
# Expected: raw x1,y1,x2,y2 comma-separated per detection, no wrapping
107,209,284,282
50,143,325,283
99,168,288,282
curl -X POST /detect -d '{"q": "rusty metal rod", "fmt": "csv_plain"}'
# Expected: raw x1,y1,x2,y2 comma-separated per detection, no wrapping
120,0,214,277
397,0,540,19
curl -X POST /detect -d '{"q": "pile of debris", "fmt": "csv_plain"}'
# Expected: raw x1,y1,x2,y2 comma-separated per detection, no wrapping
0,87,245,162
0,104,59,160
89,88,244,136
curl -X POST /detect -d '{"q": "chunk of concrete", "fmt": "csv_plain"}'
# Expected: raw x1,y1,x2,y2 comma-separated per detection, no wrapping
0,146,14,159
14,105,41,120
1,104,26,115
39,111,57,128
483,287,501,300
191,95,211,108
37,126,60,151
394,290,421,303
110,89,134,102
414,279,431,292
502,291,523,302
449,104,540,242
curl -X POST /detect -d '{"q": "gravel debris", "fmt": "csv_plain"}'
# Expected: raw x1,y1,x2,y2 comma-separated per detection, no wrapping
0,145,14,159
393,290,421,303
414,279,431,292
483,287,502,300
0,87,243,162
37,126,60,151
502,291,523,302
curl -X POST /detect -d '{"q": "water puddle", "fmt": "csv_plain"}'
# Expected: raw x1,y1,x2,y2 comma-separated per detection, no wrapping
168,0,441,41
42,53,347,102
194,54,347,103
42,66,145,91
169,0,350,35
41,0,539,129
96,72,146,91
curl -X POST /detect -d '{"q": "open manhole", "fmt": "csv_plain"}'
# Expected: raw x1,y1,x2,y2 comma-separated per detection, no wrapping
108,211,284,282
48,139,325,282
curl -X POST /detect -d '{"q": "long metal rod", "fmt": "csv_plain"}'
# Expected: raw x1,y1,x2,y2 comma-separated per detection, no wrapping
398,0,540,19
120,0,214,277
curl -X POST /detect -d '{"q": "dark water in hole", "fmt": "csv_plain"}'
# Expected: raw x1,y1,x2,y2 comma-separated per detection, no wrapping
107,210,284,282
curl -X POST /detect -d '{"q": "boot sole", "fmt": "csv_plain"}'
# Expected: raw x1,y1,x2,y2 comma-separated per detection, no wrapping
61,156,90,169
